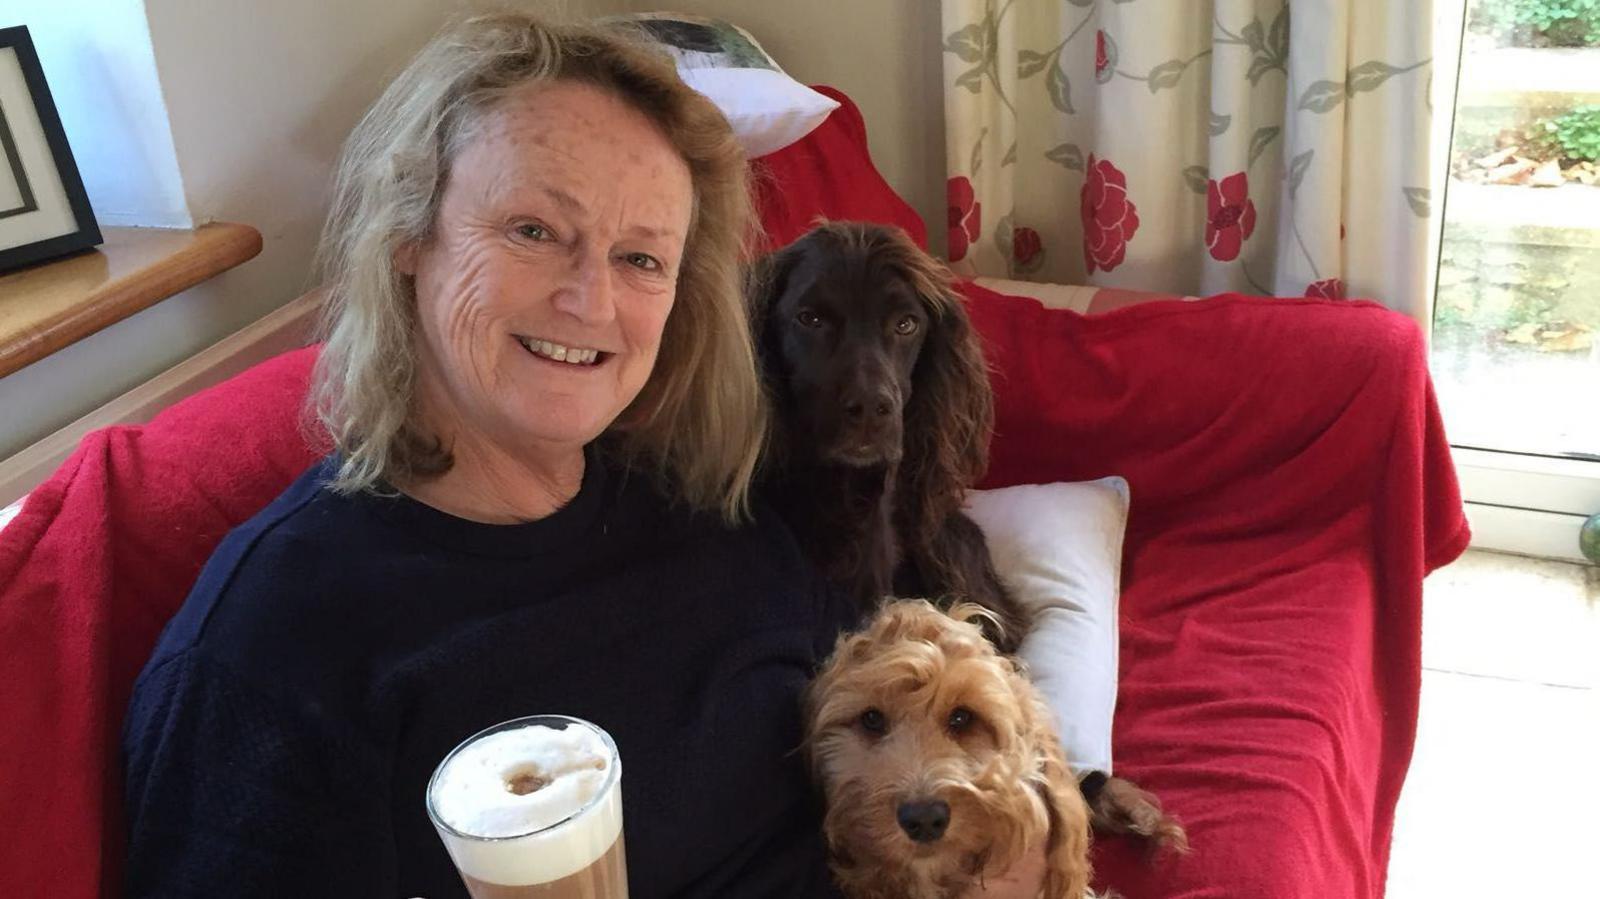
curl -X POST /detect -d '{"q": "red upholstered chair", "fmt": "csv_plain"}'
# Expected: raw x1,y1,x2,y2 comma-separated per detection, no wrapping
0,88,1467,899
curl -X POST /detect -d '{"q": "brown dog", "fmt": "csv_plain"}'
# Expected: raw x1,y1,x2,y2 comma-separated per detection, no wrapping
753,222,1030,647
806,600,1094,899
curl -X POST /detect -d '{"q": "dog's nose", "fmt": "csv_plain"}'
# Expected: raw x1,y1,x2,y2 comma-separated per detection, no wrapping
843,389,896,422
896,799,950,843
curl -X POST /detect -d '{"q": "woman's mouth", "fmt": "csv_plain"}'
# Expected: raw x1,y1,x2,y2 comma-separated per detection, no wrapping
514,335,609,367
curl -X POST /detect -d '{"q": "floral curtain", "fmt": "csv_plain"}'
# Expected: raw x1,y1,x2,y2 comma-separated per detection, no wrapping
942,0,1436,323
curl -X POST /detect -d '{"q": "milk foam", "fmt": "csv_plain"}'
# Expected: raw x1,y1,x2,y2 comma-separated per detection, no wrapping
429,719,623,886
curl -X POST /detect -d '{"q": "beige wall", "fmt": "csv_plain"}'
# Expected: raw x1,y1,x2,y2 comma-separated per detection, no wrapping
0,0,943,459
0,0,458,458
575,0,947,255
17,0,191,228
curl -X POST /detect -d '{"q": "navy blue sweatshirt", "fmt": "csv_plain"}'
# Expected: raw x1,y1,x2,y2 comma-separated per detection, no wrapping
122,452,852,898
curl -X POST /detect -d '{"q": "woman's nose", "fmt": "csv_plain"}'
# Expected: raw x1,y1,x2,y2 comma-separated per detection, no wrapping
550,254,618,325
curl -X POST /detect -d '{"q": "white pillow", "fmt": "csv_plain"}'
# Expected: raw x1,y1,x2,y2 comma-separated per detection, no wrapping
624,13,840,158
0,497,23,534
963,478,1128,776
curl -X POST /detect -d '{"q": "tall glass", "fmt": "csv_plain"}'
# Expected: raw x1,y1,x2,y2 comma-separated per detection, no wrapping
426,715,628,898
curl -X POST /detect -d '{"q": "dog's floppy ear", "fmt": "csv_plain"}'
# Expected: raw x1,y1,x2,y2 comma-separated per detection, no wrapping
746,233,818,367
893,240,994,545
1031,718,1094,899
748,233,820,467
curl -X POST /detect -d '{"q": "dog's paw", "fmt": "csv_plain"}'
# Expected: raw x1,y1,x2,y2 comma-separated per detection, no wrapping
1080,773,1189,856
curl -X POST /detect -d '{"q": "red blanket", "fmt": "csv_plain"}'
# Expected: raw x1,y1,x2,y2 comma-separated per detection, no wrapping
965,283,1469,898
0,350,322,898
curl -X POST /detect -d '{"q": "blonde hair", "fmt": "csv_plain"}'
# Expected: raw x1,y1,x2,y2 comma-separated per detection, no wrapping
311,11,765,522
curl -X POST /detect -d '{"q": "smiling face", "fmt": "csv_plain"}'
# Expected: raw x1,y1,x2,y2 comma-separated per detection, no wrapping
401,79,695,461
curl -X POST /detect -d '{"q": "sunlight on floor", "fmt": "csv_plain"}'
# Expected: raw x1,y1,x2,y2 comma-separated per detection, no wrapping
1388,550,1600,896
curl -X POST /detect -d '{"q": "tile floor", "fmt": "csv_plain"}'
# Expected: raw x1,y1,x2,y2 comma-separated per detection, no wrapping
1387,550,1600,897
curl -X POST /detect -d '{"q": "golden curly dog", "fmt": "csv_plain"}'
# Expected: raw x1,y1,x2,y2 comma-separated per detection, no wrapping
805,600,1094,899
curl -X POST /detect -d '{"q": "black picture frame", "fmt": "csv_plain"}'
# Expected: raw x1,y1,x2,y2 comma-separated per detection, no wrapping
0,25,100,273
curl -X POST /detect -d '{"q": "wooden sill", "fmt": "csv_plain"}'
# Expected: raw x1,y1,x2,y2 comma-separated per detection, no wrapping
0,222,263,378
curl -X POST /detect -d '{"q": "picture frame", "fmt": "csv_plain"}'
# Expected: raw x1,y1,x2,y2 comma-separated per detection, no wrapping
0,25,100,273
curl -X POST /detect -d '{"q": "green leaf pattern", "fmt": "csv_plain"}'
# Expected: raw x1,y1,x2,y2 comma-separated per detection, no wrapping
1017,49,1051,78
1147,58,1188,93
1248,126,1281,167
1347,60,1411,93
1402,187,1430,218
1045,142,1084,171
1298,80,1346,113
1046,57,1076,113
944,21,987,63
1288,149,1315,196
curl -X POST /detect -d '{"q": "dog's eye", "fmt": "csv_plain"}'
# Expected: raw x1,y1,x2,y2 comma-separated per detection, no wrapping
894,315,919,335
947,707,976,733
858,708,888,736
796,309,823,329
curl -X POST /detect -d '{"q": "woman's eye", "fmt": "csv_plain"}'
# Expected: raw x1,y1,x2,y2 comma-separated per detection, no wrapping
858,708,887,736
947,707,975,733
796,309,823,329
516,223,552,241
895,315,919,335
624,252,661,272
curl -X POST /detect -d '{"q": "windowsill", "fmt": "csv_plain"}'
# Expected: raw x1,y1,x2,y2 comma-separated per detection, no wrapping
0,223,263,378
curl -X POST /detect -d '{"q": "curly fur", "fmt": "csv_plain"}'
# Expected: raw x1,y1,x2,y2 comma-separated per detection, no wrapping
806,601,1093,899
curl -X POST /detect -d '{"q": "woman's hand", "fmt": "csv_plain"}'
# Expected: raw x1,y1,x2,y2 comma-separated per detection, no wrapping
960,841,1047,898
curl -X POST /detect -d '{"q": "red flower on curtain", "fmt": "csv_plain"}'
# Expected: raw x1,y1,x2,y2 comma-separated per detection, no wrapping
1012,226,1042,267
1306,278,1345,300
1081,155,1139,274
947,176,982,262
1205,172,1257,262
1095,31,1110,79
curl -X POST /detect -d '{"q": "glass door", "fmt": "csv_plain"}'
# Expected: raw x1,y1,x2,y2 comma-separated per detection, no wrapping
1431,0,1600,562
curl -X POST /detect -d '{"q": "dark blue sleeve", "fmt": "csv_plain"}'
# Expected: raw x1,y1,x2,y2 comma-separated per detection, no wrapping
121,649,398,898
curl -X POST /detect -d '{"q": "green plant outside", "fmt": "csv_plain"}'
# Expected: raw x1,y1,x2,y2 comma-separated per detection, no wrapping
1471,0,1600,46
1545,105,1600,162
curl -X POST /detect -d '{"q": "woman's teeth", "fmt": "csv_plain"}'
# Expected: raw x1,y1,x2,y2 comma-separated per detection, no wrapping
518,337,600,366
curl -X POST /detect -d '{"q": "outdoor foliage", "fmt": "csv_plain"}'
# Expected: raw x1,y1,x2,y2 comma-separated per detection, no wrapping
1471,0,1600,45
1545,105,1600,161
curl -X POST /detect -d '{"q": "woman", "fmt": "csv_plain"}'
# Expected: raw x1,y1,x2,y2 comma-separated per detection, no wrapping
121,13,1042,898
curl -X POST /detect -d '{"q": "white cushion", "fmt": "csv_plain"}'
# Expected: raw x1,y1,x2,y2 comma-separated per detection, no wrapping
624,13,839,158
0,497,23,534
964,478,1128,775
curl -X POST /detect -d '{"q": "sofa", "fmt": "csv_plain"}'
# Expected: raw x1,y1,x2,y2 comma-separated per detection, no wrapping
0,87,1469,898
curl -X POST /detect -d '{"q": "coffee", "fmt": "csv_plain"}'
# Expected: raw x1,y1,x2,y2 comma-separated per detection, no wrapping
458,837,626,898
427,716,627,898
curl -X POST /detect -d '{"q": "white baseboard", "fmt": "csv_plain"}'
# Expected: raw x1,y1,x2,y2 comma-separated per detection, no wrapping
0,292,319,508
1454,447,1597,564
1454,448,1600,517
1464,502,1588,563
